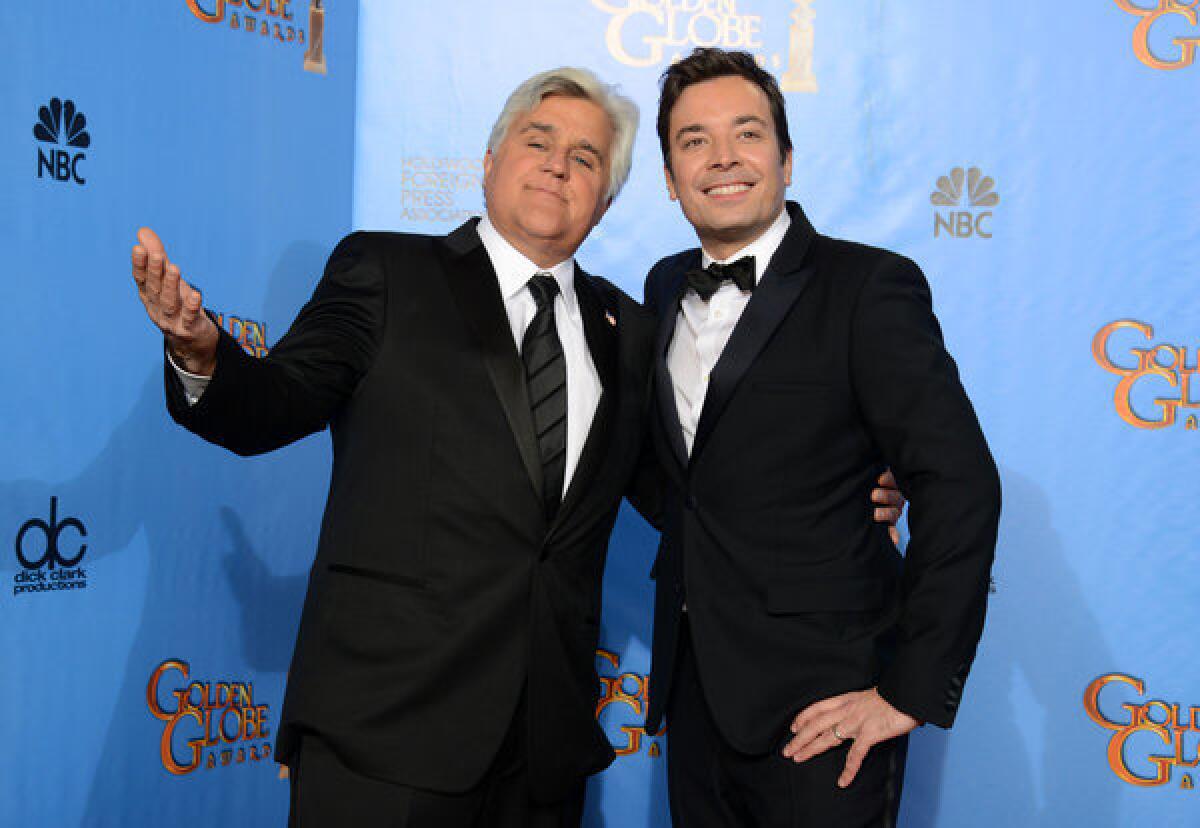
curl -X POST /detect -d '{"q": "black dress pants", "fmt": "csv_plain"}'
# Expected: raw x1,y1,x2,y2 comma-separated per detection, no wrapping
666,621,907,827
287,694,584,828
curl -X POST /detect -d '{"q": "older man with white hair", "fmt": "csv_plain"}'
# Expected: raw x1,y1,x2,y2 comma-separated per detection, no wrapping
131,67,654,827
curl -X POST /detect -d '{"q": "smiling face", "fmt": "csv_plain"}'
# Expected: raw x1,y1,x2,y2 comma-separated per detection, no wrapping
483,95,614,268
664,75,792,260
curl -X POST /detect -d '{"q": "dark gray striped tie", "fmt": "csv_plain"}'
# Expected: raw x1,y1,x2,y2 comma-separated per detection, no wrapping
523,272,567,519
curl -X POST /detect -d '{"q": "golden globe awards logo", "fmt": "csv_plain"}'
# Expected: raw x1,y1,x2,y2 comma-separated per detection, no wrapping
590,0,819,93
931,167,999,239
212,310,271,358
1084,673,1199,789
1092,320,1198,430
185,0,327,73
1114,0,1200,70
147,660,273,775
596,649,665,757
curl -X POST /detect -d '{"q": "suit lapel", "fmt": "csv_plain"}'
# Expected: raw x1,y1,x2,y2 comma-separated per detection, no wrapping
554,267,619,525
690,203,819,462
438,220,543,500
653,257,694,473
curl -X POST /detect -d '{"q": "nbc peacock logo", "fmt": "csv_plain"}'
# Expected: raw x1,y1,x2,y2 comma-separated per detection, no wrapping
931,166,999,239
34,97,90,186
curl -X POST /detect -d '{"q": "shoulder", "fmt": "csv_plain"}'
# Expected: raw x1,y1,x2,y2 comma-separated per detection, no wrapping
643,247,698,307
330,230,438,257
814,234,916,276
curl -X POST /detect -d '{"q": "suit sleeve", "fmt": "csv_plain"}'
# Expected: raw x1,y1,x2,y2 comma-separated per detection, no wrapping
623,263,669,530
848,255,1001,729
165,232,387,456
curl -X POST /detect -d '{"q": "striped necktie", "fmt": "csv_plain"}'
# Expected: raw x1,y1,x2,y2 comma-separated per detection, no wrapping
522,272,568,519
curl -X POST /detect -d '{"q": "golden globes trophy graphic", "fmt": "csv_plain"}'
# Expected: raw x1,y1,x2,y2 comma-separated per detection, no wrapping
304,0,327,75
781,0,818,93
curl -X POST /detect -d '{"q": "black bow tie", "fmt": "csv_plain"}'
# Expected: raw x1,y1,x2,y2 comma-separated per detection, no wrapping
685,256,756,301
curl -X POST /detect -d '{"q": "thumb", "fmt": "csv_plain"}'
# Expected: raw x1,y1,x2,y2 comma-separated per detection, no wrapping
137,227,167,258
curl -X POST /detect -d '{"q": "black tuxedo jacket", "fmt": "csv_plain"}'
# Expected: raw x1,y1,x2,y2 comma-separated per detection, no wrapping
642,202,1001,752
165,220,657,801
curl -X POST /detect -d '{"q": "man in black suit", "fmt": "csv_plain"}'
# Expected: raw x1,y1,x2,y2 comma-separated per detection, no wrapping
130,67,660,827
129,63,903,827
642,49,1002,827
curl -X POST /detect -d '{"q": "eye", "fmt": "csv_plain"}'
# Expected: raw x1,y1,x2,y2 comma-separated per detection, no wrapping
527,140,547,150
572,154,595,170
739,128,762,140
681,135,705,150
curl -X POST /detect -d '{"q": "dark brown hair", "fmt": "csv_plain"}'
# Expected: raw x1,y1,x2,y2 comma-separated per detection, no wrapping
657,48,792,172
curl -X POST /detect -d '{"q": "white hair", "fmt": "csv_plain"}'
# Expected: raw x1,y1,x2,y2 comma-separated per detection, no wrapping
486,67,639,201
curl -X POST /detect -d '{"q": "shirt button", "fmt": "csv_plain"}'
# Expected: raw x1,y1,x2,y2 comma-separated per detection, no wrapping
713,309,724,320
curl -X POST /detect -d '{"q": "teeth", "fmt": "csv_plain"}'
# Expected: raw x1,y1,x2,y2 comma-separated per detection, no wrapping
707,183,751,195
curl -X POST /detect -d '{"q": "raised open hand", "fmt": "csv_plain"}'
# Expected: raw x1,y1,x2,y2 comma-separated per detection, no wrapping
131,227,218,375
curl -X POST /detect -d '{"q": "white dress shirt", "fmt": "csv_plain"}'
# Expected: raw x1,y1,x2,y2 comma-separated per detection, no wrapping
172,216,601,498
667,207,791,456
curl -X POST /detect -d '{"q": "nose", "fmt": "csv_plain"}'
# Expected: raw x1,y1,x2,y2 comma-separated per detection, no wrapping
707,134,739,170
542,147,569,179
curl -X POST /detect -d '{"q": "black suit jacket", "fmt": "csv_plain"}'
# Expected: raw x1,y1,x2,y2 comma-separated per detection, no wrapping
642,202,1001,752
165,220,657,801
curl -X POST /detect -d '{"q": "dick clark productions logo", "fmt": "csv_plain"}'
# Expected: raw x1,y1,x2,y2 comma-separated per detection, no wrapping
13,497,89,596
34,98,89,186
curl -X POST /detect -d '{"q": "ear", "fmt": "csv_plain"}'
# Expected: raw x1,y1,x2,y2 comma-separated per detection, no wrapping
664,163,678,202
483,149,493,180
783,148,793,188
591,195,613,228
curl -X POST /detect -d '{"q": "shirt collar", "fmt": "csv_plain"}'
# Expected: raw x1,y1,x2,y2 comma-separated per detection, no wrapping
700,206,792,285
478,215,578,313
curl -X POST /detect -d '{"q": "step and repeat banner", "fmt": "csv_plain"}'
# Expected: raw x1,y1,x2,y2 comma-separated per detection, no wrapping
3,1,1197,826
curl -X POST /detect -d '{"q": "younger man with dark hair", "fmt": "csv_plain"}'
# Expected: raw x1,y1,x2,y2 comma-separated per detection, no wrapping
643,48,1001,827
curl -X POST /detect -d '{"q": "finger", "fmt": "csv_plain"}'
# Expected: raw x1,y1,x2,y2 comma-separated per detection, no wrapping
790,694,851,732
838,738,874,788
137,227,167,259
783,710,844,758
873,506,901,525
131,245,149,286
180,282,203,328
877,469,897,488
144,252,165,301
788,727,845,763
160,263,182,318
871,487,905,509
889,526,900,546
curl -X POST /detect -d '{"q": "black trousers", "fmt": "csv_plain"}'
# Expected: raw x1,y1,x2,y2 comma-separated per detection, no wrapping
666,621,907,828
287,694,584,828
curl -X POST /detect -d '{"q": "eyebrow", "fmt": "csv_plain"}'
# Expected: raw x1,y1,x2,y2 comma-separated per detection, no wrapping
521,121,605,162
674,114,769,143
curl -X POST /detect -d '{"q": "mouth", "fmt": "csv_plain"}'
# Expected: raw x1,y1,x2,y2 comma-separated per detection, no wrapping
702,182,754,197
528,184,567,202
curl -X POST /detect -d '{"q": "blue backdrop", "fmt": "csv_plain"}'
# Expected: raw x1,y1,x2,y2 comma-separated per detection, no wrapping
3,1,1197,825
